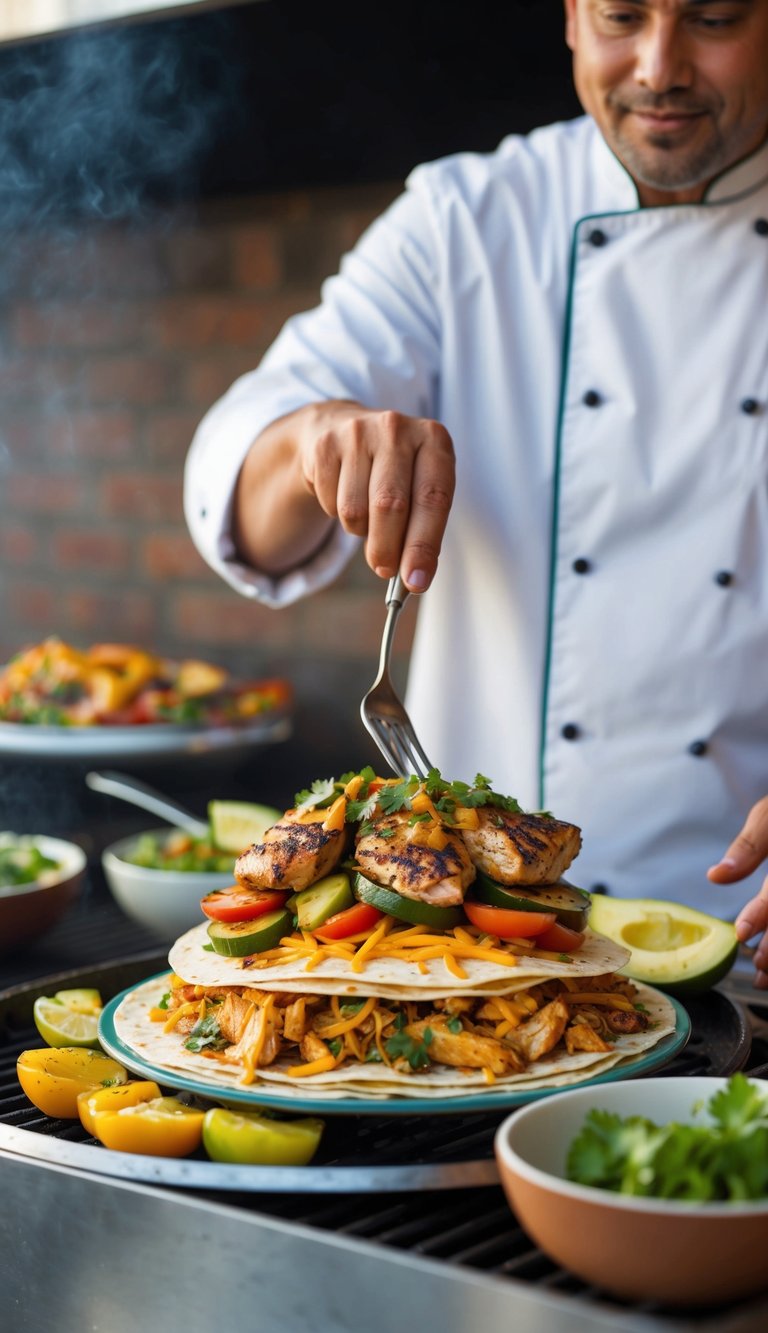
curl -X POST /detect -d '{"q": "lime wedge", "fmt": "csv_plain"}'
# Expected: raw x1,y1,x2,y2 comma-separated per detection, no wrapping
54,988,103,1015
33,996,101,1048
208,800,282,853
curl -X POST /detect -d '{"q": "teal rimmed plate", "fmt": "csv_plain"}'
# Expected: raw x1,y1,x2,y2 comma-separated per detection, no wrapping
98,974,691,1116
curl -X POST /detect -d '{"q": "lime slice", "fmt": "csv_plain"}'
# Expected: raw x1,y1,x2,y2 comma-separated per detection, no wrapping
208,800,282,853
33,997,101,1048
54,988,103,1015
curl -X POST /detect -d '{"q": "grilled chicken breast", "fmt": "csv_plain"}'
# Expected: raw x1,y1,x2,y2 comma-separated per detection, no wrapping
461,808,581,885
235,810,348,891
355,811,476,907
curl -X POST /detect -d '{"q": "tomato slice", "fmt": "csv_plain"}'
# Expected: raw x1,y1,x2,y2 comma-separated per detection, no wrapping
534,921,586,953
463,900,556,939
313,901,384,940
200,886,288,922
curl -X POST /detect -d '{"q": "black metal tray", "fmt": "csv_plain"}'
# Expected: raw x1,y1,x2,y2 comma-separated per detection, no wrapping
0,953,753,1194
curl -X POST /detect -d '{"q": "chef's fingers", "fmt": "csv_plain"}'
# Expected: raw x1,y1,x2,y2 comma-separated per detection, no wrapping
706,795,768,883
398,419,455,593
736,880,768,988
363,416,420,577
307,421,353,521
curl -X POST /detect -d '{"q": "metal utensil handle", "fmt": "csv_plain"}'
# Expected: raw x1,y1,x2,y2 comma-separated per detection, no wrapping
85,770,209,838
375,574,410,678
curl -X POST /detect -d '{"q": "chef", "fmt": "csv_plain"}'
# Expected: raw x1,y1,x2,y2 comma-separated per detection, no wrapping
185,1,768,984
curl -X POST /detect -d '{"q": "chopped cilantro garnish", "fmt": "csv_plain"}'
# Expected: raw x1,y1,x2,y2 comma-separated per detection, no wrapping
184,1013,228,1053
327,1038,343,1057
157,991,171,1010
446,1016,463,1035
377,775,420,815
385,1027,433,1070
294,777,338,813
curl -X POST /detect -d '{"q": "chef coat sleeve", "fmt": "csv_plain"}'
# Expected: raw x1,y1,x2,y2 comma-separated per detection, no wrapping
184,177,443,608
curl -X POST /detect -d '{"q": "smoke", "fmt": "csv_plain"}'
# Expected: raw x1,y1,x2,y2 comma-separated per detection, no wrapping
0,16,238,228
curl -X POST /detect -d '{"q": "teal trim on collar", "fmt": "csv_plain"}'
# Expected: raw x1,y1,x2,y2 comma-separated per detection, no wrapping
538,222,583,811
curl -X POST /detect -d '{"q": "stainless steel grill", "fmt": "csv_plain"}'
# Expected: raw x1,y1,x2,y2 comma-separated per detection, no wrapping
2,905,768,1332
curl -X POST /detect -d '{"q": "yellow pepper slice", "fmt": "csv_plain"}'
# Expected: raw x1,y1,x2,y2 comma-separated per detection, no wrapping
77,1079,161,1136
91,1095,205,1156
16,1048,128,1119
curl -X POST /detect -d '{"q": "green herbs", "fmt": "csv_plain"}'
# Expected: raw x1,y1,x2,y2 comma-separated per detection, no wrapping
425,771,522,816
294,777,339,813
295,765,525,836
0,836,61,888
184,1013,228,1053
385,1027,433,1070
566,1075,768,1202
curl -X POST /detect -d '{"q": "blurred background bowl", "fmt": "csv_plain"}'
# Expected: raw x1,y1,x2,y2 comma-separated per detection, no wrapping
102,828,235,941
0,835,86,956
494,1076,768,1307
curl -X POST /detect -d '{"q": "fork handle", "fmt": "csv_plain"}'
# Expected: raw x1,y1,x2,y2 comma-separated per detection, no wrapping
386,573,410,609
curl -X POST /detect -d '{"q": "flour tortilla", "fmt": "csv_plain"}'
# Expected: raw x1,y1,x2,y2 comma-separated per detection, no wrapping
112,973,678,1104
168,921,631,1000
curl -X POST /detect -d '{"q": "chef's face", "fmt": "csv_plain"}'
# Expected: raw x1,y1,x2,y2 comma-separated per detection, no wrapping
564,0,768,204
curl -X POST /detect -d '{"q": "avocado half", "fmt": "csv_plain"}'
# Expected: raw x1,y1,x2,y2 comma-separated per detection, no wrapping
588,895,738,995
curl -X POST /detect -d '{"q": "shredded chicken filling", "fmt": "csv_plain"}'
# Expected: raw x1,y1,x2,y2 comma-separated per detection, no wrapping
158,972,650,1084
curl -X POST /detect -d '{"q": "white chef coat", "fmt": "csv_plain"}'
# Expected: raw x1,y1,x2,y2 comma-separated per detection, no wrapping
185,115,768,917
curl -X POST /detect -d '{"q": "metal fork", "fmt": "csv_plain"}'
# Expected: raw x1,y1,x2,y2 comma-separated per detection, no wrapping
360,573,434,779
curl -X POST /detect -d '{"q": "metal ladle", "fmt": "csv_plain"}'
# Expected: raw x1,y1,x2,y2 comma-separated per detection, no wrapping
85,769,209,838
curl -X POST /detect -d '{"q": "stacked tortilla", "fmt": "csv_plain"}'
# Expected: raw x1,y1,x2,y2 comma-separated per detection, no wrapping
113,920,678,1104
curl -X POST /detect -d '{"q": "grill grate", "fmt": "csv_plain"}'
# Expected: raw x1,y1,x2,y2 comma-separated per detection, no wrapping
3,929,768,1329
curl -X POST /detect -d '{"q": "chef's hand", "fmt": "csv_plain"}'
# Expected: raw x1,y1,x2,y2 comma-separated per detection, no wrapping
235,399,455,592
707,796,768,989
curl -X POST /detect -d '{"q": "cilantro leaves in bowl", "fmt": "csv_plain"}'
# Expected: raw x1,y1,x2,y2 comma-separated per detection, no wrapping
566,1073,768,1202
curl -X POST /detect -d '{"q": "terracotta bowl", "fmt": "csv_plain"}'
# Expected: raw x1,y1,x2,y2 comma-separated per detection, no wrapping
0,836,86,957
494,1076,768,1307
102,828,234,940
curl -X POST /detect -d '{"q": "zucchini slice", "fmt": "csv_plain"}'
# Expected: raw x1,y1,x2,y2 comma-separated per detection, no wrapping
354,872,463,929
207,909,292,957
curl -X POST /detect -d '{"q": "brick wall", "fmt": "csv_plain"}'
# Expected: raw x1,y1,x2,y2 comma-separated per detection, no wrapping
0,180,421,779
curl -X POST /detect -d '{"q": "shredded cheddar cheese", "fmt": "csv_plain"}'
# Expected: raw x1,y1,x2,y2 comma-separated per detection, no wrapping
285,1054,337,1077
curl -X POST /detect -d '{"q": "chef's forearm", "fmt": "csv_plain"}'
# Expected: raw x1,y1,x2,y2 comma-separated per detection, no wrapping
233,404,335,576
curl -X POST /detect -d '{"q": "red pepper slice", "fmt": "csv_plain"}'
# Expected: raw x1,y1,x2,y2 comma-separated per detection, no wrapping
313,902,384,940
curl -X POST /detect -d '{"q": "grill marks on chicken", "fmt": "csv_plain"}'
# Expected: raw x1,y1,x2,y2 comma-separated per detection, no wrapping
355,811,476,907
461,808,582,885
230,785,583,910
235,810,348,891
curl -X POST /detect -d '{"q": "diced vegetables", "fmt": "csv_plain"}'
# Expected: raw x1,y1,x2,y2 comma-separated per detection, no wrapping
293,873,354,931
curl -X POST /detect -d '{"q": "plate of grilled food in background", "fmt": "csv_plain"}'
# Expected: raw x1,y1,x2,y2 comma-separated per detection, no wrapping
99,769,689,1114
0,638,292,759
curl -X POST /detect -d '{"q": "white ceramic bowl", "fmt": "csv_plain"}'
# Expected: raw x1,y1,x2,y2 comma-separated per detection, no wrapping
494,1076,768,1307
102,828,235,940
0,835,87,955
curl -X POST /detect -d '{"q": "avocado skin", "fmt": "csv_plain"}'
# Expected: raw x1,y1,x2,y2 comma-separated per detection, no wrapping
588,895,739,995
651,940,739,995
